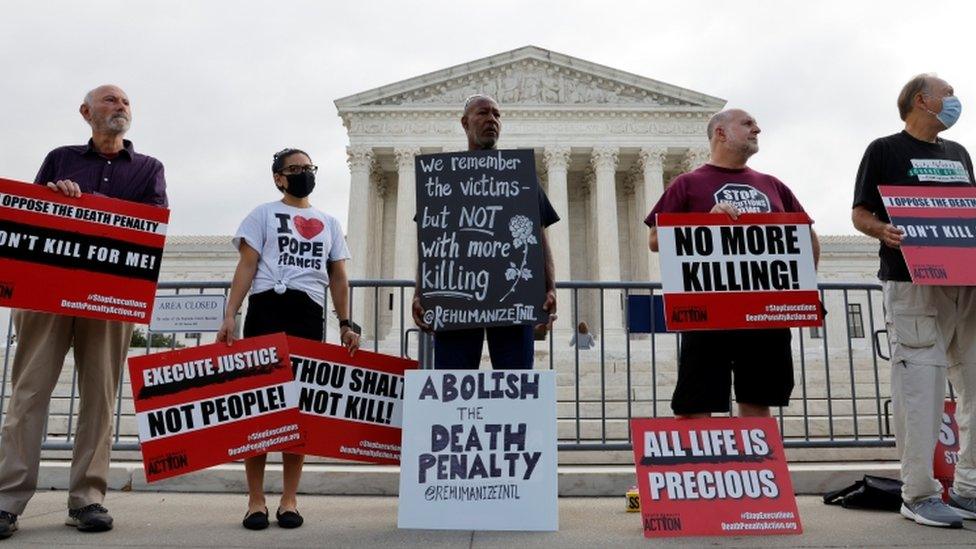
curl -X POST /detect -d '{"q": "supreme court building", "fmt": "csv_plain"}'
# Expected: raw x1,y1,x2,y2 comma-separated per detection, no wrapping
0,46,882,352
335,45,727,339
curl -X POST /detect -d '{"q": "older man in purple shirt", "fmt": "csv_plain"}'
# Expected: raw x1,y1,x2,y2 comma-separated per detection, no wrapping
0,85,166,538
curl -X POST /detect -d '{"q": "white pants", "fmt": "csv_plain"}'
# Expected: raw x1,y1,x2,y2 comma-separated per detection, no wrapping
884,281,976,502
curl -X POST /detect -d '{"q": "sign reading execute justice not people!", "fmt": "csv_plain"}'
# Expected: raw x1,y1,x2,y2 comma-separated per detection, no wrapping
631,417,802,538
288,336,416,463
879,185,976,285
415,150,549,331
397,370,558,531
0,177,169,323
656,213,821,330
127,333,302,482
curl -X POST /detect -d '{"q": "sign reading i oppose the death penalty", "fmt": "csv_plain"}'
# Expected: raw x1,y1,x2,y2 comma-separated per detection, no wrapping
879,185,976,285
631,417,802,538
289,336,416,463
0,177,168,323
415,149,548,331
127,333,302,482
656,212,821,330
397,370,558,531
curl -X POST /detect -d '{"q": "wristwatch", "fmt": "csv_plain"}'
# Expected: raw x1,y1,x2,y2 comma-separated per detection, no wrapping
339,319,352,330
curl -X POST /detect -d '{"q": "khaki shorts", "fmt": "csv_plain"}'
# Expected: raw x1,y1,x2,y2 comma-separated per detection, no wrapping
883,281,976,367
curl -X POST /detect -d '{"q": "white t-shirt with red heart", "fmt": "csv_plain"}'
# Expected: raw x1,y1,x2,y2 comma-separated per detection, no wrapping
232,201,350,306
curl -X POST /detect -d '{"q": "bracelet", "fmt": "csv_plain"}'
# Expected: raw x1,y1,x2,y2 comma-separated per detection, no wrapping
339,319,352,329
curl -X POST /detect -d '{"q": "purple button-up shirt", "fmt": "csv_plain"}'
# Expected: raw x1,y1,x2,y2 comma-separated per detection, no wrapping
34,139,167,207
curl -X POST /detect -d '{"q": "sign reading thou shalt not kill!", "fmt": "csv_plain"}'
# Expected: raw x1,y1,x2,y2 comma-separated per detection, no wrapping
415,149,548,331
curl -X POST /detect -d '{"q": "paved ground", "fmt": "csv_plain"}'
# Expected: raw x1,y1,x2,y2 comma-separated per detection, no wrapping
2,491,976,548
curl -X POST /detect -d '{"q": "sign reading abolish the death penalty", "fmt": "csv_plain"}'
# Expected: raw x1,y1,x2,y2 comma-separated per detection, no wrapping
415,150,548,331
631,417,802,538
879,185,976,285
289,336,416,463
0,177,168,323
397,370,558,531
656,212,821,330
127,333,302,482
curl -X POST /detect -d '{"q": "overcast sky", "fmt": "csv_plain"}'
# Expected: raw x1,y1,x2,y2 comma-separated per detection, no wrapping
2,0,974,238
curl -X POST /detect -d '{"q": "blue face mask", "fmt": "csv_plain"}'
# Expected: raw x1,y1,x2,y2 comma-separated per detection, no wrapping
930,95,962,129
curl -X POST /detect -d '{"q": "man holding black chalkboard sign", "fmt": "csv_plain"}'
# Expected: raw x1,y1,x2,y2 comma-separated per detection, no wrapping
411,95,559,369
646,108,820,419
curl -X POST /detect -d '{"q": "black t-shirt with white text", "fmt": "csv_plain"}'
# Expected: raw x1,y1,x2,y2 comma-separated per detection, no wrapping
853,131,975,281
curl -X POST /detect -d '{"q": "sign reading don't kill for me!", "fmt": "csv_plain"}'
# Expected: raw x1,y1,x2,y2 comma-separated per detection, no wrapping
415,150,548,331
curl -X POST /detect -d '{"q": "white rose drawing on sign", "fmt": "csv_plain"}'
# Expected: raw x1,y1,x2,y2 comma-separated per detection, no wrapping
501,214,536,302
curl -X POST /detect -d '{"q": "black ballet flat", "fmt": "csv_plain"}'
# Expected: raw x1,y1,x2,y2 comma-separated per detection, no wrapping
276,508,303,529
242,507,269,530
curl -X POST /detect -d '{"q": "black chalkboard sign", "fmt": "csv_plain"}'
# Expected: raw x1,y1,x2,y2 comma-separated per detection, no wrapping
415,149,548,331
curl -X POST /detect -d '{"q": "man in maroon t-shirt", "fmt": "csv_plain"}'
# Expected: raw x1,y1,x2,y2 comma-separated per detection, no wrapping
645,108,820,418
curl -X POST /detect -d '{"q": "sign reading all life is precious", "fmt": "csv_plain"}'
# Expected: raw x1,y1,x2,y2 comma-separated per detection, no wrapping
415,149,548,331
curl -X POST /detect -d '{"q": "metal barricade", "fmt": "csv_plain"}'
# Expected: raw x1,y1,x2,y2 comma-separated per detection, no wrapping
0,280,894,453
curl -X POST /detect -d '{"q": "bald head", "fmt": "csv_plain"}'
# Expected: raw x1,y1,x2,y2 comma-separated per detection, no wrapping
706,108,760,166
80,84,131,135
707,109,748,140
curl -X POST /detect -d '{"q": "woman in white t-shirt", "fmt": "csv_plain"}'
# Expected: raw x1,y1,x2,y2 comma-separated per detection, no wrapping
216,148,360,531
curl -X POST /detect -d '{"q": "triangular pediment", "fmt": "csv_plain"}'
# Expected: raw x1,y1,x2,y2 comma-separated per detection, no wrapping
335,46,725,110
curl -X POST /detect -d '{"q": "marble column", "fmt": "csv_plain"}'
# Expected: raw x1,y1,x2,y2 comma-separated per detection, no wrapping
345,146,374,328
391,147,421,347
393,147,421,280
543,146,571,332
367,163,387,339
639,146,667,282
591,146,622,331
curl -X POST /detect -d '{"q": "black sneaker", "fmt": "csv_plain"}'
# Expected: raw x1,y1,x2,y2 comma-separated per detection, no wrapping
65,503,113,532
0,510,17,539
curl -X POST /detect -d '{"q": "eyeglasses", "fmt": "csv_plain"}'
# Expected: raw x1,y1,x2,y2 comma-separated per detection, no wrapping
278,164,318,175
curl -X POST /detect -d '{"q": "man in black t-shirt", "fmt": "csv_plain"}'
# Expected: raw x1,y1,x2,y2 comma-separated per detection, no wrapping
411,95,559,369
853,73,976,528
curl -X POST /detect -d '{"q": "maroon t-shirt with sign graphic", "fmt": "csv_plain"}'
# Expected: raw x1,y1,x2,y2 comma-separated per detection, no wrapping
644,164,808,226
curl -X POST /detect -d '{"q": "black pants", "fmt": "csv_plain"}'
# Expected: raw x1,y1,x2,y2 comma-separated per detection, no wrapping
243,289,323,341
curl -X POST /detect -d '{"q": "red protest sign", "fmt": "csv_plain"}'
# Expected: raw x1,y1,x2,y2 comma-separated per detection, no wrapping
0,177,168,323
288,337,416,463
630,417,802,538
656,213,821,330
934,401,960,501
879,185,976,285
127,333,303,482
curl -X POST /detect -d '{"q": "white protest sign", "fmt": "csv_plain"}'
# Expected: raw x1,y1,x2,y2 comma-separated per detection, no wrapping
149,294,226,332
397,370,558,531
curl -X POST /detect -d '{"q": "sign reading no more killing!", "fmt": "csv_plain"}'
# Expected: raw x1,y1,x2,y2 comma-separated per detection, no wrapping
0,177,169,323
631,417,802,538
289,336,416,463
656,212,821,330
397,370,558,531
879,185,976,285
127,333,303,482
415,149,548,331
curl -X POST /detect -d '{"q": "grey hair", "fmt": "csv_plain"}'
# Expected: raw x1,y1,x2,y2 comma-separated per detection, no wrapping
898,73,938,121
463,94,497,114
83,88,97,108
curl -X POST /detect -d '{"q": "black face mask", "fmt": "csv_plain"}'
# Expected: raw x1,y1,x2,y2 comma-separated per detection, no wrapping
280,171,316,198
